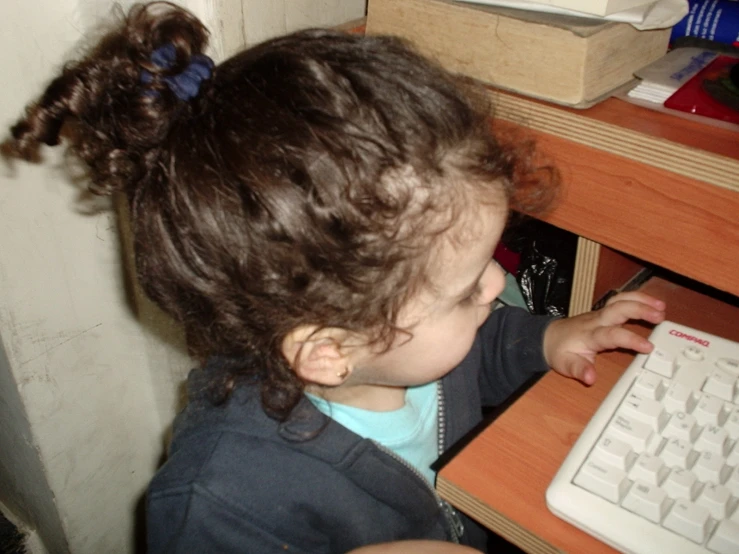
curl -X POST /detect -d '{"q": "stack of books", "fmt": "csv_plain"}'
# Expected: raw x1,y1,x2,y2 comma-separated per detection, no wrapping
622,47,739,129
366,0,671,107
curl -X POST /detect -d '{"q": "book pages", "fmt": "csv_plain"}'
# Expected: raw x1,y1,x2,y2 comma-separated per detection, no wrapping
455,0,689,28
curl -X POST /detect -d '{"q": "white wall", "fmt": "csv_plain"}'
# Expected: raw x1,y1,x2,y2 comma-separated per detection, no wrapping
240,0,367,45
0,1,365,553
0,2,185,552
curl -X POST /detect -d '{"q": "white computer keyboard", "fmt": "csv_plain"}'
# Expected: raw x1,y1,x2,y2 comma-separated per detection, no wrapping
547,321,739,554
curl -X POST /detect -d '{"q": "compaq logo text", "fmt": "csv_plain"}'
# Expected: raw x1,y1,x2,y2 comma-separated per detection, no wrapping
669,329,710,347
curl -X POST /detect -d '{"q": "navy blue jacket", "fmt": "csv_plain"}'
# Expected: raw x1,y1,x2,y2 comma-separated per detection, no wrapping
147,307,553,553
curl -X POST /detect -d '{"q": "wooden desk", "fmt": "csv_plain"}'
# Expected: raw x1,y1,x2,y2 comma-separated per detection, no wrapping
437,278,739,553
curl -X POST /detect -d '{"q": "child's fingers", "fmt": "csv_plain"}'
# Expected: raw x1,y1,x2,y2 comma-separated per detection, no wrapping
604,291,666,311
598,299,666,326
577,362,597,386
559,354,597,385
591,325,655,354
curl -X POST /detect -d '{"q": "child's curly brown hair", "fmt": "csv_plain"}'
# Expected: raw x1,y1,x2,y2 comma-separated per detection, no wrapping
6,2,558,420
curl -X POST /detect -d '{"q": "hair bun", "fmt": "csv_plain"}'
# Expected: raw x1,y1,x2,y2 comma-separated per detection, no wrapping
5,1,210,195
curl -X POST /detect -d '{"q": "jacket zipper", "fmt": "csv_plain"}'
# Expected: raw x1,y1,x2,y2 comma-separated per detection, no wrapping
372,381,464,543
436,380,465,541
436,381,446,458
374,441,464,544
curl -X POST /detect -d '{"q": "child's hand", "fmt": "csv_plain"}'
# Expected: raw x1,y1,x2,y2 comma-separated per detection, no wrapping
543,291,666,385
348,541,480,553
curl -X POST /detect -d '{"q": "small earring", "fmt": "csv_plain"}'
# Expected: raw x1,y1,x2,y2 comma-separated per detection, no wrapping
336,367,349,380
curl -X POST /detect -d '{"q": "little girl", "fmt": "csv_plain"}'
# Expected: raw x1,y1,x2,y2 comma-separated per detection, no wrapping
6,3,665,553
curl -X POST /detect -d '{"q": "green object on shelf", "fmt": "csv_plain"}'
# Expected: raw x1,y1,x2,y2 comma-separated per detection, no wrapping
499,272,529,311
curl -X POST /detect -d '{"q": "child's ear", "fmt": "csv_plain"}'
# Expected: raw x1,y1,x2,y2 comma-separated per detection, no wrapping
281,326,355,387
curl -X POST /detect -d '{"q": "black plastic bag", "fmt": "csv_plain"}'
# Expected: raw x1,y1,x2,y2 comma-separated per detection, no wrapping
502,218,576,317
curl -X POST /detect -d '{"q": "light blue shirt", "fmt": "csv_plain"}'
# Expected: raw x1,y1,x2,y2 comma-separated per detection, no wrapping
307,382,439,484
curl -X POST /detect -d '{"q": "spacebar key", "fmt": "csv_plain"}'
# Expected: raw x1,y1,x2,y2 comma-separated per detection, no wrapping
574,459,630,503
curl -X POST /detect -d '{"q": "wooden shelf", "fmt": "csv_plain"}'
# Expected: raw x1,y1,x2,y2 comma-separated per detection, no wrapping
491,100,739,299
491,92,739,185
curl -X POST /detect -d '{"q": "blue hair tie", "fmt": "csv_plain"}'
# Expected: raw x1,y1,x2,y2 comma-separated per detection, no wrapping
141,44,214,101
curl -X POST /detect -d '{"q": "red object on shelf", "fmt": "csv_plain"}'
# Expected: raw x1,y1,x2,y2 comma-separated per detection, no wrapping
494,243,520,275
664,55,739,125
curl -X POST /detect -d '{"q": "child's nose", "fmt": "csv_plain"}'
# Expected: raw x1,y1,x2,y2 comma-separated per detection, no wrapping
478,260,505,305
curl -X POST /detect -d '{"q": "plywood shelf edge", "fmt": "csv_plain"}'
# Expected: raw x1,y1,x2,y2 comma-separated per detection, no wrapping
491,92,739,193
437,478,563,554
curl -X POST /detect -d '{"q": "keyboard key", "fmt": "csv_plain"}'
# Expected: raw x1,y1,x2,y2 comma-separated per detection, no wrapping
692,451,729,485
622,481,669,523
723,408,739,440
608,414,655,453
716,358,739,375
663,499,711,543
619,392,669,431
628,453,668,486
663,411,699,442
574,459,631,503
674,362,710,391
694,424,729,456
696,483,732,520
663,382,696,414
633,371,667,400
728,443,739,467
593,436,635,471
692,394,725,426
662,468,700,500
724,466,739,496
644,348,676,377
707,520,739,554
660,438,697,470
703,368,737,402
